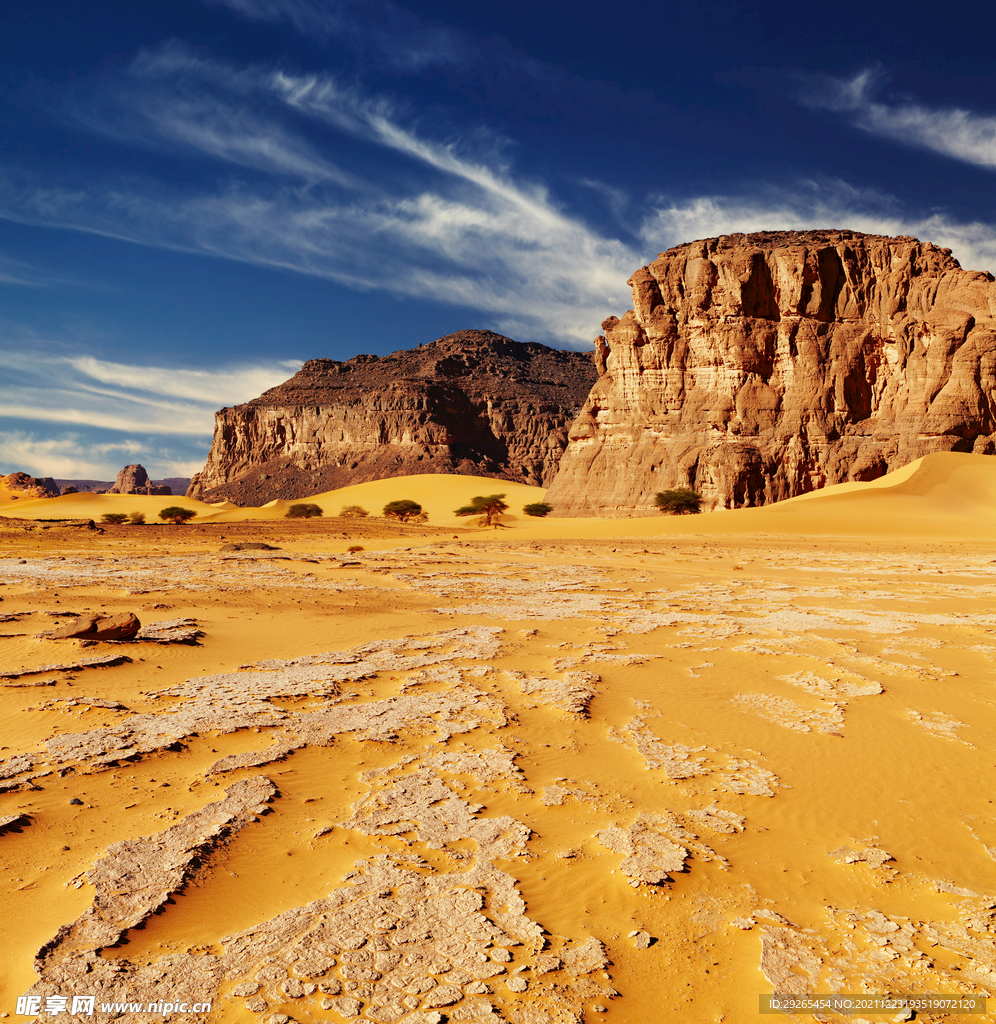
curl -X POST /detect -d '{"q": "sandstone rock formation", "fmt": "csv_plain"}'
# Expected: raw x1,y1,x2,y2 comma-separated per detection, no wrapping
187,330,597,505
107,465,172,496
1,472,60,498
545,230,996,513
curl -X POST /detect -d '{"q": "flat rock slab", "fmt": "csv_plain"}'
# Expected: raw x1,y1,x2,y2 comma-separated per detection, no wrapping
0,653,131,679
134,618,203,643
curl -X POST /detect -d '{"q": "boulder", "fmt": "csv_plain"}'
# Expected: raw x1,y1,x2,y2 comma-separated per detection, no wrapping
48,612,142,642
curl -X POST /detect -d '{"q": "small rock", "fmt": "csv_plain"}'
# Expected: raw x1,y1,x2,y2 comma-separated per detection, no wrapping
266,1015,291,1024
631,930,652,949
48,612,141,641
231,982,260,997
245,998,268,1013
70,798,83,806
506,977,528,993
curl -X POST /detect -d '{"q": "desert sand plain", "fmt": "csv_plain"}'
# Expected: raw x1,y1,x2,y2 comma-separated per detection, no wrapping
1,454,995,1024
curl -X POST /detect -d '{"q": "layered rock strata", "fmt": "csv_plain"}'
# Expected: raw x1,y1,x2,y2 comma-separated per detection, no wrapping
545,230,996,513
187,330,597,504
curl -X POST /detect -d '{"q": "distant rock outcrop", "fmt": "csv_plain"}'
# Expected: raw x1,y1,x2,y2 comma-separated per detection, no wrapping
107,465,172,496
187,330,598,505
1,472,60,499
545,230,996,514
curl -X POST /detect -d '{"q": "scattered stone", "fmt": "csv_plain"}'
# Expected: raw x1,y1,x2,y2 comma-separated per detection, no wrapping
629,930,652,949
505,977,527,993
219,542,283,552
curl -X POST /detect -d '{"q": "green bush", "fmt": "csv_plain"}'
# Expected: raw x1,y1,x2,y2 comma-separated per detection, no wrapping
523,502,553,518
128,511,145,525
383,500,423,523
455,494,508,527
286,503,323,519
159,506,196,524
654,487,702,515
101,512,129,525
339,504,369,518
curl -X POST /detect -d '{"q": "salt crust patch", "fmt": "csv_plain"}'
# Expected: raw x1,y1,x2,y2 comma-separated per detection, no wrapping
607,717,781,796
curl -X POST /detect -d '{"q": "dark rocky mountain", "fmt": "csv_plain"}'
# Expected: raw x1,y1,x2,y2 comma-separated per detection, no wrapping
187,330,598,505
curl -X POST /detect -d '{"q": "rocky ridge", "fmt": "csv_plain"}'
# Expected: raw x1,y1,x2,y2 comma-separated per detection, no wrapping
545,230,996,513
186,330,597,504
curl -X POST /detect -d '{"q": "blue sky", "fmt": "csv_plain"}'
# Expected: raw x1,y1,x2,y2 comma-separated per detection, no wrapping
2,0,996,479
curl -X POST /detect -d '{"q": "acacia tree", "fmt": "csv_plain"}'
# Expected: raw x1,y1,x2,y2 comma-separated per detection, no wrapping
286,503,323,518
159,506,197,524
654,488,702,515
455,494,508,527
383,499,423,523
523,502,553,517
101,512,128,525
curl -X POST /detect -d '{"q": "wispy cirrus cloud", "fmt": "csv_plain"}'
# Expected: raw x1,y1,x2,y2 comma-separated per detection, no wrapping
798,68,996,171
203,0,483,72
640,178,996,275
0,341,300,441
0,431,162,480
0,43,639,346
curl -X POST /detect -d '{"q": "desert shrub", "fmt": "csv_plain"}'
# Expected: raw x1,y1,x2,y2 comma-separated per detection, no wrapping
159,506,196,524
654,487,702,515
128,511,145,525
101,512,128,525
339,504,369,518
347,545,364,553
523,502,553,518
286,503,323,519
455,494,508,527
383,499,423,522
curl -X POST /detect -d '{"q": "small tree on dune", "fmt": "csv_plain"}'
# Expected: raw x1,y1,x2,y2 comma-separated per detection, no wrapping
523,502,553,518
286,503,323,518
101,512,128,525
128,511,145,525
455,494,509,528
339,504,369,518
159,506,196,524
383,500,423,523
654,488,702,515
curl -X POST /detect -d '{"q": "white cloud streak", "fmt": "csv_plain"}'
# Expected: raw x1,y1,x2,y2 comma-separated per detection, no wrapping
203,0,474,72
0,344,300,437
0,430,204,479
0,44,638,347
800,69,996,171
641,179,996,276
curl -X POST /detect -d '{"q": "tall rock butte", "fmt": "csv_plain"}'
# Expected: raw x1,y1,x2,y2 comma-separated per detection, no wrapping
545,230,996,514
187,330,597,504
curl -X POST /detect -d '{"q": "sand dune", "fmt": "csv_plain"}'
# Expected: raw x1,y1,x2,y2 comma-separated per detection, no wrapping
4,454,996,540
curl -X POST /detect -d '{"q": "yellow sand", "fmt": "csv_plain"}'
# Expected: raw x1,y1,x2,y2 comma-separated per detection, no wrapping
1,452,995,1023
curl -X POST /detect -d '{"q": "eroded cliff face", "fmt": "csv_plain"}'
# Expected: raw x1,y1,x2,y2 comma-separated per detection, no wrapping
188,331,597,504
545,230,996,514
